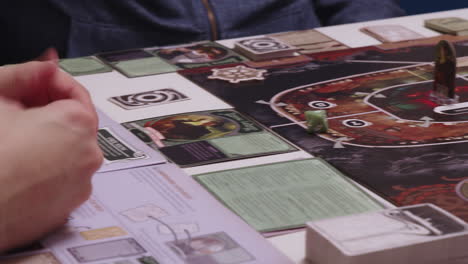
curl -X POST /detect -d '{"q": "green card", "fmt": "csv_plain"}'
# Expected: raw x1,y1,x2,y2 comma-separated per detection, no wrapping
208,132,295,156
194,158,383,232
114,56,179,78
59,57,113,76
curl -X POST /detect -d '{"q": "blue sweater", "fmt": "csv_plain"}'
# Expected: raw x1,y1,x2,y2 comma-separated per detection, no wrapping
1,0,404,63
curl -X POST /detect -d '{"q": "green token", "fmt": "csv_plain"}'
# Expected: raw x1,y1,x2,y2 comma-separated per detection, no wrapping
305,110,328,133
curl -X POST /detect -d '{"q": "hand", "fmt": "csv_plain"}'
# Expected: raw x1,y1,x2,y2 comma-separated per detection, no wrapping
0,61,96,117
0,62,103,252
36,47,59,62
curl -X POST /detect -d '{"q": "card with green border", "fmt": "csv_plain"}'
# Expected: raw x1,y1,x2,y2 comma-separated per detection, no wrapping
194,158,383,233
96,49,179,78
113,56,179,78
59,56,113,76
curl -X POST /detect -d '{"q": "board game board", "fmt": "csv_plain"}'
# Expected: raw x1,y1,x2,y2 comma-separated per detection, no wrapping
180,36,468,222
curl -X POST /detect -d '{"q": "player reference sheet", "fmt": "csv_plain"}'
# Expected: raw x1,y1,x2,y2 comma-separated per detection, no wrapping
194,158,384,234
1,163,292,264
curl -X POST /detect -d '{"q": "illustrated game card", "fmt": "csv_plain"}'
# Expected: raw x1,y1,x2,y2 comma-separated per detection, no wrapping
153,41,246,69
109,88,190,110
122,109,297,167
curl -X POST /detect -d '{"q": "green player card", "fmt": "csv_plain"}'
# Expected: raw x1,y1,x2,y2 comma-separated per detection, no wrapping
113,57,178,78
194,158,383,233
59,56,113,76
95,49,179,78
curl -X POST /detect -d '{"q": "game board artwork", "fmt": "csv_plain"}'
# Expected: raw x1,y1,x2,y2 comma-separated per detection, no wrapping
271,65,468,148
180,38,468,222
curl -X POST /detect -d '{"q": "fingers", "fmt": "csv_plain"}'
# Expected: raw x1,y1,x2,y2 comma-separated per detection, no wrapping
45,65,98,121
43,99,99,132
0,96,24,111
0,61,55,106
0,61,97,119
35,99,103,176
36,47,59,63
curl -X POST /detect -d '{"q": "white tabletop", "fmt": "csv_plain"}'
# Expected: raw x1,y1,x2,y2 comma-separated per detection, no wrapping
263,7,468,263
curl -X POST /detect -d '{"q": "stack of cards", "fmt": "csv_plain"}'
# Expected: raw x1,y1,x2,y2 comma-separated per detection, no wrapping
234,37,298,61
425,17,468,36
360,25,425,43
269,29,349,54
306,204,468,264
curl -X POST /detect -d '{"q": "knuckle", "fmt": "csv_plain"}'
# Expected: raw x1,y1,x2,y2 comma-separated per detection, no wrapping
89,146,104,172
61,103,96,130
82,144,104,176
77,182,93,204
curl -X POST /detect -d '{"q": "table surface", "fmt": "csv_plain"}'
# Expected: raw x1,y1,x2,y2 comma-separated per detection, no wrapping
255,7,468,263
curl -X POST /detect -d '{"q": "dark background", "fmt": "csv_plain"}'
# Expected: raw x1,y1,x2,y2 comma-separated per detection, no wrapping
402,2,466,15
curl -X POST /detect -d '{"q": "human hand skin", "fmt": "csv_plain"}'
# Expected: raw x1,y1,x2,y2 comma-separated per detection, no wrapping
0,61,103,252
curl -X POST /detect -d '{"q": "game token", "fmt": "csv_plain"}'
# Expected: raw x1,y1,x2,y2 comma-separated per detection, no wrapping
234,37,298,61
269,29,349,54
208,65,267,83
305,110,328,133
432,40,458,103
108,88,189,110
456,179,468,202
360,25,425,43
425,17,468,36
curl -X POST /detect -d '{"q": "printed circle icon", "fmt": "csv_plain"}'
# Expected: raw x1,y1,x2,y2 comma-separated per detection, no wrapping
343,119,371,128
134,93,168,103
308,101,336,109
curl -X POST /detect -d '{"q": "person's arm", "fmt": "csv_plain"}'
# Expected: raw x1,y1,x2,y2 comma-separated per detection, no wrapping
0,62,103,252
313,0,406,26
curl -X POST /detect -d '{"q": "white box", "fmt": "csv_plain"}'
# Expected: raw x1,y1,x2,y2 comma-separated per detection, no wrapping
306,204,468,264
